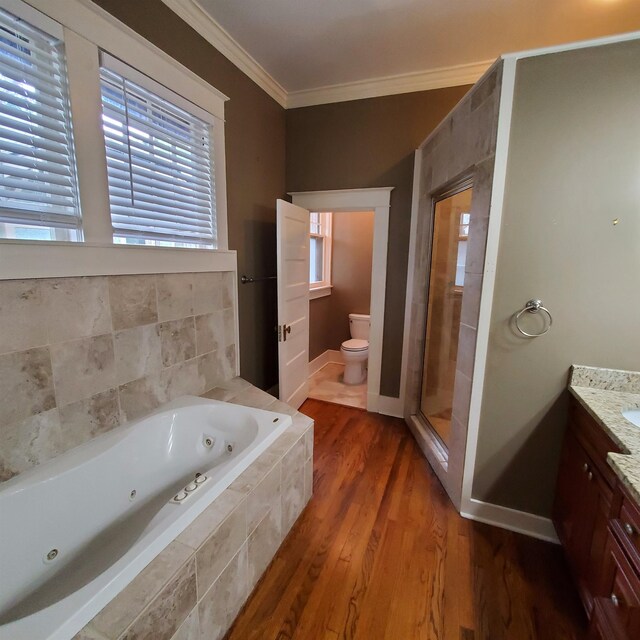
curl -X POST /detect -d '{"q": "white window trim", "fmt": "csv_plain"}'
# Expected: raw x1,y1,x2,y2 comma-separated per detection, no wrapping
309,211,332,293
0,0,231,279
309,285,332,300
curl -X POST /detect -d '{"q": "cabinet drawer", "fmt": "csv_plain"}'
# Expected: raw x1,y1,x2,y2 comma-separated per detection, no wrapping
589,598,629,640
569,398,621,489
600,530,640,637
612,487,640,574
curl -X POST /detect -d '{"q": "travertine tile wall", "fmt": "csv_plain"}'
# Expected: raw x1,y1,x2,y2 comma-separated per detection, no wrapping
405,61,503,507
74,379,314,640
0,272,237,481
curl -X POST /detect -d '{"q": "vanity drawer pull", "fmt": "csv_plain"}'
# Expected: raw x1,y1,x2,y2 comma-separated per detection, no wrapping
611,593,620,607
582,463,589,473
624,522,635,536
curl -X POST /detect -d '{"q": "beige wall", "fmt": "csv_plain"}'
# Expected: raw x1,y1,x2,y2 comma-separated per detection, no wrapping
473,40,640,516
309,211,374,360
287,86,472,396
93,0,286,391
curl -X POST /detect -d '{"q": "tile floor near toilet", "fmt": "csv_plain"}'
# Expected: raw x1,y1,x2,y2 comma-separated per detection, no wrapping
307,362,367,409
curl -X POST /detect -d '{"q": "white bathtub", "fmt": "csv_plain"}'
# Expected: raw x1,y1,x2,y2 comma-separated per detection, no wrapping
0,396,291,640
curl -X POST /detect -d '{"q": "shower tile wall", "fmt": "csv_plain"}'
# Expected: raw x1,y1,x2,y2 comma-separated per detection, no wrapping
0,272,237,481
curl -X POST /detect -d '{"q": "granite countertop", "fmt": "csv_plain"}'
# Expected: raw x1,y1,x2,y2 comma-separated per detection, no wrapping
569,365,640,504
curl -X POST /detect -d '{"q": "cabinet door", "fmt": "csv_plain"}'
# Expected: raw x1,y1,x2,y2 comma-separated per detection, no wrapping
587,469,613,597
598,533,640,637
589,598,629,640
553,426,599,612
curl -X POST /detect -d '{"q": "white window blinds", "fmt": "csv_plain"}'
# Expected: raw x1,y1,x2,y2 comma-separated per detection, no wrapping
99,58,216,247
0,7,80,231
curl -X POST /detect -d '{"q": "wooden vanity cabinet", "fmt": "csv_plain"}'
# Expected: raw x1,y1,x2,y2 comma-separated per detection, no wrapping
554,397,640,639
592,528,640,639
589,486,640,639
553,398,620,616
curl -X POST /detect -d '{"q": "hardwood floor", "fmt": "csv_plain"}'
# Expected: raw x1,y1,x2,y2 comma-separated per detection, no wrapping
225,399,587,640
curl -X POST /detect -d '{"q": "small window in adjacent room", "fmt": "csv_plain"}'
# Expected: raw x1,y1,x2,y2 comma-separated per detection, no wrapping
309,211,332,296
454,211,470,288
0,7,81,241
100,54,217,248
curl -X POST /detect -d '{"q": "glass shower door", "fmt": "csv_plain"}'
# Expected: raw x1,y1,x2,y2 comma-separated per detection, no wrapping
419,187,473,447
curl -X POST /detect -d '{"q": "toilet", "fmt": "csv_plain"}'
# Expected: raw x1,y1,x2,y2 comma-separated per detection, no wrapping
341,313,370,385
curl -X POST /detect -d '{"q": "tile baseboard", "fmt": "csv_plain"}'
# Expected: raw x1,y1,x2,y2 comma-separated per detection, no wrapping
308,349,343,377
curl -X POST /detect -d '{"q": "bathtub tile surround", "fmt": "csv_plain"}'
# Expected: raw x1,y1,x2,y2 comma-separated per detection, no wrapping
90,541,194,638
113,324,162,385
0,280,47,353
0,347,55,425
74,380,314,640
122,558,198,640
50,334,117,407
156,273,195,322
195,501,247,595
108,275,158,331
0,272,237,481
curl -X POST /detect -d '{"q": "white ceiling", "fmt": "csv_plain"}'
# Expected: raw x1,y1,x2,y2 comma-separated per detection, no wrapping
164,0,640,106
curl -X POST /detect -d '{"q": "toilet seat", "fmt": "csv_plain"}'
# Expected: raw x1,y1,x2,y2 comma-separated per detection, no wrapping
341,338,368,352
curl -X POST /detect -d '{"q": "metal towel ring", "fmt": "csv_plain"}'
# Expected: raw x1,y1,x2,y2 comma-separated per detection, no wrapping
514,299,553,338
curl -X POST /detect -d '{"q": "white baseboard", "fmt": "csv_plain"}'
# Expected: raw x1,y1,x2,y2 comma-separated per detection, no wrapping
308,349,343,377
376,395,404,418
460,498,559,544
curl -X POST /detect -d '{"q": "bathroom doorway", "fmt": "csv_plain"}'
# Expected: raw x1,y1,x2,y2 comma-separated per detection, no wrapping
289,188,393,413
419,184,473,450
306,210,374,409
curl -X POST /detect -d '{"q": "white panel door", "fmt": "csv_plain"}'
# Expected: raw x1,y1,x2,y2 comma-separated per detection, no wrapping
277,199,310,409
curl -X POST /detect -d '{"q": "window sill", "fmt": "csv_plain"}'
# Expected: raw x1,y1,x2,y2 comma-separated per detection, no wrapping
0,240,237,280
310,285,332,300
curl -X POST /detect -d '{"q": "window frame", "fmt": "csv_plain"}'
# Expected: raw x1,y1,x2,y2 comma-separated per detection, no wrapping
454,210,470,292
0,2,82,241
0,0,230,280
99,52,218,248
309,210,332,299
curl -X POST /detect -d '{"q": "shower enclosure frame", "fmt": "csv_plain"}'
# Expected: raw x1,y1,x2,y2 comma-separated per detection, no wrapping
402,60,504,509
417,177,474,453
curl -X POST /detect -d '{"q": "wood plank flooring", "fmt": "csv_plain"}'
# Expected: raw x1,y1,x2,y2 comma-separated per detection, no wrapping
225,399,587,640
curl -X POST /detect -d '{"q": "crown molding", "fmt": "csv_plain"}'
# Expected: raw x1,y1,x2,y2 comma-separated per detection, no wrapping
160,0,288,107
286,59,494,108
161,0,492,109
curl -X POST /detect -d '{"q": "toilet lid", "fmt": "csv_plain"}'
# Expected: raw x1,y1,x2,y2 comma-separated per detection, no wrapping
342,339,368,351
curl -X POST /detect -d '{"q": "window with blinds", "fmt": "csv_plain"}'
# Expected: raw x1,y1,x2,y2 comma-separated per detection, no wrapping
100,62,216,248
0,7,80,241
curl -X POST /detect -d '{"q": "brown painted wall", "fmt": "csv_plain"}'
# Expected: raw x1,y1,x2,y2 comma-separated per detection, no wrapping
309,211,374,360
473,40,640,516
92,0,286,391
286,87,471,396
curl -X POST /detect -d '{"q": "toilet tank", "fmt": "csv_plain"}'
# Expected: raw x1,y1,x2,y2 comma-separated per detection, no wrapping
349,313,370,340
